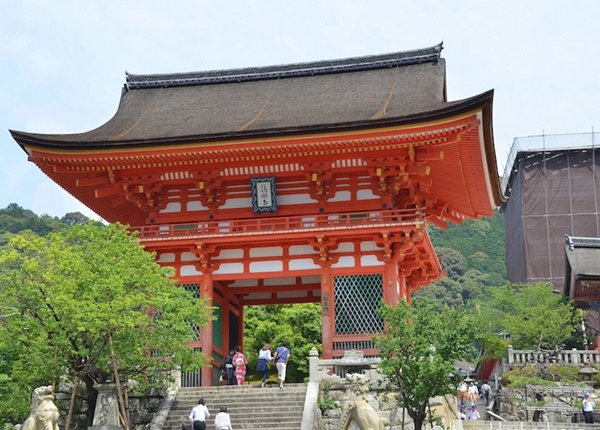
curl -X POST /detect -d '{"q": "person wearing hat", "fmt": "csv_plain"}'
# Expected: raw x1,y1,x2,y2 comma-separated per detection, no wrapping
466,404,480,420
583,393,596,423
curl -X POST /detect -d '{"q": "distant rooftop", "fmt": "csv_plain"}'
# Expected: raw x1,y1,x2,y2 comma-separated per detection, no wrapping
501,131,600,196
566,235,600,250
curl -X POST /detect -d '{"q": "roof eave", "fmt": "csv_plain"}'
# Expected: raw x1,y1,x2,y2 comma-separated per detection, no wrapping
11,90,495,150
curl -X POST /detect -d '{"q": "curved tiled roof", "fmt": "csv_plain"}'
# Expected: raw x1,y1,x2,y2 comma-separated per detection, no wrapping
125,43,443,89
11,43,460,149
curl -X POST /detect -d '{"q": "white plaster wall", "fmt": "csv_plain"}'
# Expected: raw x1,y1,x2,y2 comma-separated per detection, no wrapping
220,197,252,209
249,260,283,272
289,259,320,270
357,189,379,200
332,242,354,253
156,253,175,263
186,201,208,211
360,241,383,251
159,202,182,213
213,249,244,260
230,279,258,287
213,263,244,275
361,255,384,266
264,277,296,286
329,191,351,202
181,252,199,262
290,245,317,255
180,265,202,276
332,256,356,268
249,247,283,258
277,193,317,205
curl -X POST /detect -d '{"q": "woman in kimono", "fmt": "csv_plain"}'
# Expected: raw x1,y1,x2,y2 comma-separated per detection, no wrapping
233,345,248,385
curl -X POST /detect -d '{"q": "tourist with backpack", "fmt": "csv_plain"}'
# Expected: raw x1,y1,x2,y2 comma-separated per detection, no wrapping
220,349,237,385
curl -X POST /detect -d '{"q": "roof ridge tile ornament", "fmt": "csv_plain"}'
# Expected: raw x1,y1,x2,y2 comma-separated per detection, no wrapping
125,42,443,90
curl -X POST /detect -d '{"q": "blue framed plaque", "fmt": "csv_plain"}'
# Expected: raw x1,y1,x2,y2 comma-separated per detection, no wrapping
251,177,277,213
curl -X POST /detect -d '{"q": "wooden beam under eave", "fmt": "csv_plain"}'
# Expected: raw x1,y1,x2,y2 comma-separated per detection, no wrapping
76,176,110,187
428,215,448,230
94,185,122,198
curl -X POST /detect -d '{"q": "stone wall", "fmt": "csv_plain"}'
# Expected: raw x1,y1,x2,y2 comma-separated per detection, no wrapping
318,378,457,430
52,384,164,430
495,385,590,423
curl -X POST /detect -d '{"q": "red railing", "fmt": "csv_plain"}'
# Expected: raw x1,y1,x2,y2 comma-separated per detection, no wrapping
134,208,426,241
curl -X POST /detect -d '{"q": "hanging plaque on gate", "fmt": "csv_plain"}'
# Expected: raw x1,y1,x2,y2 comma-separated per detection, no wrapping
251,177,277,213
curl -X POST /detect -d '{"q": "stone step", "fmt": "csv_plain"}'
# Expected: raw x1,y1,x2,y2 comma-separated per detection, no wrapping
164,383,307,430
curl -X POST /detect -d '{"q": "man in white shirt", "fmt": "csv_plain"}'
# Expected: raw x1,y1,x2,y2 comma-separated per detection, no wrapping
214,406,233,430
189,399,210,430
583,393,596,423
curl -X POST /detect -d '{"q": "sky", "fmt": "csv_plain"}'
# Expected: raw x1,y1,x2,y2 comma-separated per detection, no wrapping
1,0,599,220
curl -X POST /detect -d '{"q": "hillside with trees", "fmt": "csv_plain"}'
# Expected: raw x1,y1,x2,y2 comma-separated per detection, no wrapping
414,210,507,306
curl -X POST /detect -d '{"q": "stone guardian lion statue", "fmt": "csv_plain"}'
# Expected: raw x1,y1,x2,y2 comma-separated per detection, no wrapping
339,373,385,430
17,386,60,430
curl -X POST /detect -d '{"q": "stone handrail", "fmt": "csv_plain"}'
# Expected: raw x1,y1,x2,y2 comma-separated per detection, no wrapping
507,346,600,366
463,421,600,430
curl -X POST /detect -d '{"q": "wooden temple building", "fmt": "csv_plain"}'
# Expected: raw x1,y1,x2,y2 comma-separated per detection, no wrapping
11,43,502,386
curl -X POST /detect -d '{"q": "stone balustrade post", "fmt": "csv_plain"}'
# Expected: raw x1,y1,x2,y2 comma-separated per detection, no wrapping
309,347,320,382
572,348,579,364
507,345,514,364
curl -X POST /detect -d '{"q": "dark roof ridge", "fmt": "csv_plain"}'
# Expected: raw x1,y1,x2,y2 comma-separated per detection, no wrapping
125,42,443,89
566,235,600,250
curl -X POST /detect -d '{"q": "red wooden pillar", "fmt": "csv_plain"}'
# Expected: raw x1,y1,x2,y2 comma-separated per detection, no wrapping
222,294,230,353
383,261,401,307
200,271,214,386
237,302,244,350
320,265,334,358
400,271,409,303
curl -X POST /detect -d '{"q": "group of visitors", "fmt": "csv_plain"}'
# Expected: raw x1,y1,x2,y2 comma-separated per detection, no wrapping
189,400,232,430
220,341,291,389
191,341,291,429
257,341,290,389
457,379,493,421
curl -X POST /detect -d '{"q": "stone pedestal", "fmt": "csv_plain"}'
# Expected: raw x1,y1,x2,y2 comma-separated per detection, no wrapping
88,384,123,430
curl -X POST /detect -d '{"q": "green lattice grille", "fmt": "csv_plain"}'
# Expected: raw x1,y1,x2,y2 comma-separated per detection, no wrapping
212,304,223,348
180,283,201,339
181,283,200,298
334,274,384,335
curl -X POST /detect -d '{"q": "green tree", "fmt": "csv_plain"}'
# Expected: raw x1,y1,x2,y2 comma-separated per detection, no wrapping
374,299,478,430
244,303,321,382
474,283,580,351
0,223,210,425
420,210,507,306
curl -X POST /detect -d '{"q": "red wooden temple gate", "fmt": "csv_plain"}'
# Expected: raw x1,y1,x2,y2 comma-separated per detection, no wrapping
11,43,502,386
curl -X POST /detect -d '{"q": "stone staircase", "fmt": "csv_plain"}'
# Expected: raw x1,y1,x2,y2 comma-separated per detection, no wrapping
163,383,307,430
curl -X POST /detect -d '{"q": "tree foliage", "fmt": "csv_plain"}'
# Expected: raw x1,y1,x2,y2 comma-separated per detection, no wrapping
0,223,210,424
243,303,321,382
473,282,580,351
416,211,506,306
0,203,92,246
374,299,478,430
